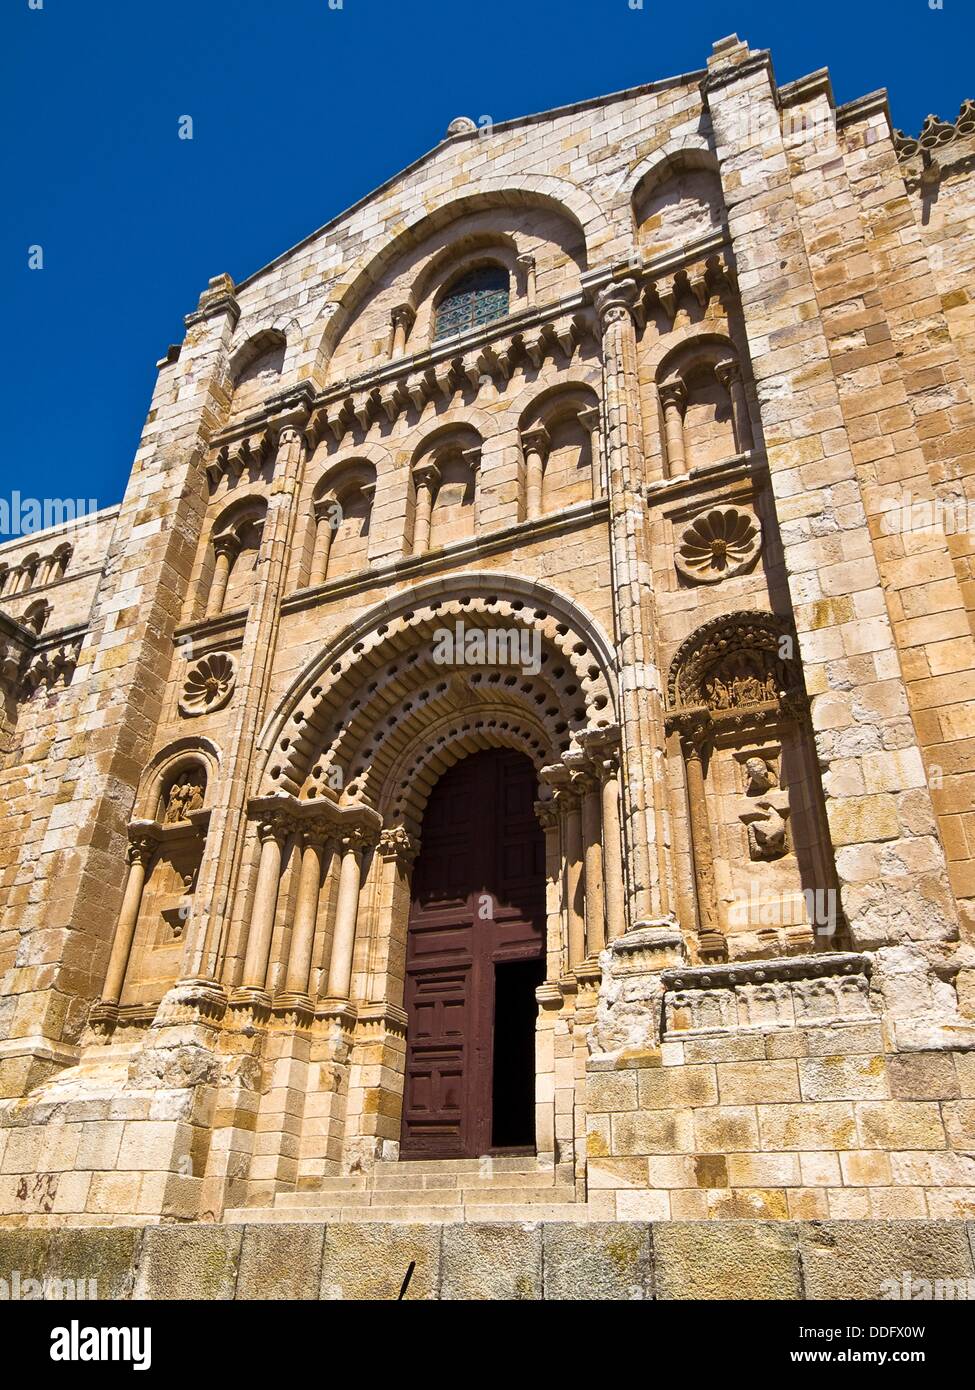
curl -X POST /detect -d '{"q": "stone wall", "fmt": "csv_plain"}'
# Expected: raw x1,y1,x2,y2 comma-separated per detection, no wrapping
1,1220,973,1300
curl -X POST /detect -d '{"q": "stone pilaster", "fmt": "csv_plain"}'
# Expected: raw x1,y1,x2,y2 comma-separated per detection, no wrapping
595,279,674,929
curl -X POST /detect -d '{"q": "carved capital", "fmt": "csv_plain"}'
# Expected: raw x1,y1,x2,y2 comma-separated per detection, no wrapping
521,425,550,462
714,358,741,390
595,278,639,333
379,824,419,867
212,532,241,562
390,303,416,332
658,379,687,414
127,826,161,866
412,462,441,491
533,798,558,833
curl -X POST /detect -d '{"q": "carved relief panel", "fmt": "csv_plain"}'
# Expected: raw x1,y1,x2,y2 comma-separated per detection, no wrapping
666,612,842,964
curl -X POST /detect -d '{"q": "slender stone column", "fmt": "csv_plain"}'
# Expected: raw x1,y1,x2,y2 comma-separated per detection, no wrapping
716,359,753,453
578,771,605,958
556,788,585,970
101,829,159,1007
390,304,415,359
596,279,673,927
659,380,687,477
521,426,549,521
517,253,537,306
598,749,625,941
411,464,439,553
207,535,238,617
534,800,564,983
679,719,719,940
325,830,369,1001
241,817,287,991
285,827,328,997
35,557,55,588
309,498,337,587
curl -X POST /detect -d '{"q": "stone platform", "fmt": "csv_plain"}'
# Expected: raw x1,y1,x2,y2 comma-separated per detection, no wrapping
1,1220,974,1300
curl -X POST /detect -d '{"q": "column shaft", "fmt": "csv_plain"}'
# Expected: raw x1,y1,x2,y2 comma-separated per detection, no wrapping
562,796,585,969
309,512,334,587
241,826,284,990
581,780,605,957
601,762,625,941
102,848,152,1006
286,834,325,995
325,839,364,999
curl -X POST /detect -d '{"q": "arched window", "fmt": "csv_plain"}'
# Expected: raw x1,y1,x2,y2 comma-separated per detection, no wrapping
433,266,509,341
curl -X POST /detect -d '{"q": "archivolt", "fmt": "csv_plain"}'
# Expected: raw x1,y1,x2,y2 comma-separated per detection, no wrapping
308,182,604,383
256,573,617,808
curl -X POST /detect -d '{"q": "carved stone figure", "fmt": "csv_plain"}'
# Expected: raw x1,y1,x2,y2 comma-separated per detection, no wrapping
744,756,778,795
747,799,789,860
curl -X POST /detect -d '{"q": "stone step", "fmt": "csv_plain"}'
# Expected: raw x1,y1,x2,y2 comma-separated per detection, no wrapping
371,1156,545,1175
226,1201,588,1224
276,1188,460,1210
370,1168,558,1191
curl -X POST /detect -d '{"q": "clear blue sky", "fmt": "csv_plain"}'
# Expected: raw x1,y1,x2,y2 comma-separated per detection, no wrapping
3,0,971,513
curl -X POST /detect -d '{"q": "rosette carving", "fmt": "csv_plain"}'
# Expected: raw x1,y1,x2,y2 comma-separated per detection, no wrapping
179,652,236,717
674,506,761,584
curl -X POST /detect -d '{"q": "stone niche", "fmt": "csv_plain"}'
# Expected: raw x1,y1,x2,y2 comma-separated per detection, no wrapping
666,611,842,963
113,765,211,1019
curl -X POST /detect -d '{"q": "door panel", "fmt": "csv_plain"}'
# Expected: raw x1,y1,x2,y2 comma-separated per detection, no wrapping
401,748,544,1158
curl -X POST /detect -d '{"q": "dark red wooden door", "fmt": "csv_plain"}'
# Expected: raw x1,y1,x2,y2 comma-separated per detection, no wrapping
401,749,545,1159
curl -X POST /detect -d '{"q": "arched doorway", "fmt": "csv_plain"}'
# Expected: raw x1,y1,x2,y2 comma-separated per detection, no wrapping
401,748,545,1159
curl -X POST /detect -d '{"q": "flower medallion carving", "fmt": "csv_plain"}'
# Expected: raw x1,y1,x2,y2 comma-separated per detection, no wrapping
179,652,236,717
674,505,762,585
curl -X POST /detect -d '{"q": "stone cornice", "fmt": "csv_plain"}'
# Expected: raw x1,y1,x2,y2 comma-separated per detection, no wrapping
700,49,774,98
662,951,871,992
777,68,835,110
646,449,767,509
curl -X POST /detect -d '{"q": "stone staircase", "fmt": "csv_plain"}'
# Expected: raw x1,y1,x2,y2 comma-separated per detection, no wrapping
225,1156,585,1223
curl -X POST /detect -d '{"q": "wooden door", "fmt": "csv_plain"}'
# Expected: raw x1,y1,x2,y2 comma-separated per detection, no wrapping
401,749,545,1159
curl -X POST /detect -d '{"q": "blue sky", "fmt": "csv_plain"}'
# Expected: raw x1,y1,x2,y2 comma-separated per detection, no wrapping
3,0,971,514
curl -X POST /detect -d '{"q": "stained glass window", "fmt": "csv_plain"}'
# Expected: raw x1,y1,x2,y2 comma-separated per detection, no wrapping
433,265,510,341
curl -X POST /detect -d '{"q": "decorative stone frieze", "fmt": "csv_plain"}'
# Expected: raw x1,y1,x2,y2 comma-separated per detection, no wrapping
661,952,875,1038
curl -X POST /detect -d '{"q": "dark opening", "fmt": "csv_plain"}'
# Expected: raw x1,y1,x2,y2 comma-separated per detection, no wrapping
491,957,544,1150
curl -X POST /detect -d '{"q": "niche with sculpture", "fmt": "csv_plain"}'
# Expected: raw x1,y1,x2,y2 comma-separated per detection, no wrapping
114,762,211,1015
666,612,842,963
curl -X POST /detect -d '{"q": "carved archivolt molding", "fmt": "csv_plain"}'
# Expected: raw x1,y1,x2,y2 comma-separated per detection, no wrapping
666,610,801,719
256,575,618,804
179,652,236,717
674,505,761,584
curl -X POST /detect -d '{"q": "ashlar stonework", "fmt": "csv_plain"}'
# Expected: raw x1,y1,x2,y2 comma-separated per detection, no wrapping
2,36,975,1232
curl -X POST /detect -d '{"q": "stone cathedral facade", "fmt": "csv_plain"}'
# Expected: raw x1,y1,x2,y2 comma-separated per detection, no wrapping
2,36,975,1235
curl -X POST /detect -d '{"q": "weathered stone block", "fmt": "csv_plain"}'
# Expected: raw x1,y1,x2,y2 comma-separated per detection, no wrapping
133,1224,242,1300
800,1221,974,1299
887,1052,960,1100
441,1223,542,1301
236,1223,325,1300
653,1221,801,1300
542,1222,652,1300
320,1222,440,1300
